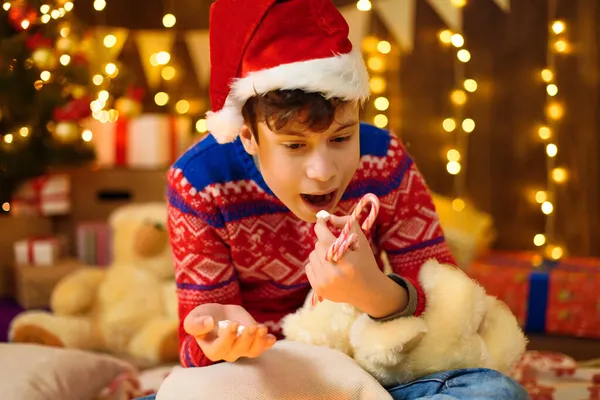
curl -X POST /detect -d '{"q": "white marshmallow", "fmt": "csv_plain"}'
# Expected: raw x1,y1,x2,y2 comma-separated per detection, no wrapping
316,210,331,220
218,320,245,336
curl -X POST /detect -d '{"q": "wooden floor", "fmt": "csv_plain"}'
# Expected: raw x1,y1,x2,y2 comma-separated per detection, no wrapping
526,334,600,361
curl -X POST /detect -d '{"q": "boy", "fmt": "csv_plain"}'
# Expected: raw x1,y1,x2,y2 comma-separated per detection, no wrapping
160,0,528,398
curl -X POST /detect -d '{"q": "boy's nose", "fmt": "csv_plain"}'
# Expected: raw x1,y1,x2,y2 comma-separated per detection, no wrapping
306,154,336,182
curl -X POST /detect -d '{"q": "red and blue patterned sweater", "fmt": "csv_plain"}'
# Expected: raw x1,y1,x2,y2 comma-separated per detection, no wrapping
167,123,456,367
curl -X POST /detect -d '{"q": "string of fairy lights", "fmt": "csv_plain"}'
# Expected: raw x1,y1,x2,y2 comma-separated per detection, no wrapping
356,0,394,131
437,0,474,213
532,0,568,260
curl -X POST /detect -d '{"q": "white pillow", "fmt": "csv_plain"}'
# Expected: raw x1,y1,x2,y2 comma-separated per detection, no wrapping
0,343,135,400
157,340,392,400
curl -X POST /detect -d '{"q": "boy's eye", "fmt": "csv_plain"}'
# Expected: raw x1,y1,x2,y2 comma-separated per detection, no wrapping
284,143,304,150
331,135,351,143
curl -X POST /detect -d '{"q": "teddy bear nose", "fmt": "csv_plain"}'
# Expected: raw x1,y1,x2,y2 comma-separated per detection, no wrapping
134,222,168,258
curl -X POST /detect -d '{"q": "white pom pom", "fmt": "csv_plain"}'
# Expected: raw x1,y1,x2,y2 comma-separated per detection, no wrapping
206,100,244,144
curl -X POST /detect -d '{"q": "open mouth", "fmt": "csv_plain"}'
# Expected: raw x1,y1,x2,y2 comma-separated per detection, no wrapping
300,190,337,208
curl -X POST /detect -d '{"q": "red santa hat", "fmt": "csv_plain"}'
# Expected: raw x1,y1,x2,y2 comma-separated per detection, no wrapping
206,0,371,144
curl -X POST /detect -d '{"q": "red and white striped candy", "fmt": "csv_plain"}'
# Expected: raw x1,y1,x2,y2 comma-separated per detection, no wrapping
311,193,380,306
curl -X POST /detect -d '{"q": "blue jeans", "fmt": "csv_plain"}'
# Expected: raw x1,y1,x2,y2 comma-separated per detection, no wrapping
136,368,529,399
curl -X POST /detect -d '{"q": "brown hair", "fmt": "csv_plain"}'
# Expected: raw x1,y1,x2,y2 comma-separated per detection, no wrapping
241,90,346,141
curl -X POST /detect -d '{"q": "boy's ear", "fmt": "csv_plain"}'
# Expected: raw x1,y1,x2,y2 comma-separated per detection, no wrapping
239,124,258,155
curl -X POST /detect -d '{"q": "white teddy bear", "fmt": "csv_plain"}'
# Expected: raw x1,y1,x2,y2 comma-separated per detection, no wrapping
282,259,527,386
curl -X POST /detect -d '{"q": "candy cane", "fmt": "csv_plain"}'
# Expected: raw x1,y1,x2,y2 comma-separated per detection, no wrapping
311,193,380,306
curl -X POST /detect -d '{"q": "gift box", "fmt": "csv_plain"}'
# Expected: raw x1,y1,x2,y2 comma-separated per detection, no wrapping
76,222,113,267
14,258,83,309
83,114,192,169
13,236,66,267
11,174,71,217
467,251,600,340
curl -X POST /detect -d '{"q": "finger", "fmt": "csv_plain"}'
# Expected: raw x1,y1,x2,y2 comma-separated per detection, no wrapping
313,217,337,244
329,215,368,248
246,325,275,358
305,262,317,288
229,324,257,358
327,214,352,229
183,313,215,338
210,321,240,361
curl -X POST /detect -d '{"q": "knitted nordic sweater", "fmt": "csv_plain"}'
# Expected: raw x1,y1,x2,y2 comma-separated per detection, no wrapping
167,123,455,367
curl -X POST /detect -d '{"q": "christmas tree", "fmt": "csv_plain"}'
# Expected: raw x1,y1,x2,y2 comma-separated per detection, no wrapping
0,0,136,211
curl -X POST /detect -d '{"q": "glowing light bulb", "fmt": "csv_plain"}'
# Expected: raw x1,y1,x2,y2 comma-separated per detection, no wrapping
356,0,371,11
104,35,117,48
154,92,169,106
196,119,208,133
547,84,558,96
533,234,546,247
538,126,552,140
546,143,558,157
462,118,475,133
446,161,461,175
552,167,567,183
163,13,176,28
443,118,456,132
541,201,553,215
451,33,464,48
535,191,547,204
463,79,477,92
547,103,564,120
457,49,471,63
374,114,388,128
439,30,453,44
374,97,389,111
176,100,190,114
541,69,553,82
81,129,93,142
451,90,467,105
447,149,461,162
552,20,565,34
377,41,391,54
554,40,567,53
452,198,466,211
94,0,106,11
155,51,171,65
161,66,176,81
550,246,564,260
104,63,117,76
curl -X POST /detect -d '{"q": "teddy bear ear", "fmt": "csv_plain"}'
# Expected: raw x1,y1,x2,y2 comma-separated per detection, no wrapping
134,220,169,259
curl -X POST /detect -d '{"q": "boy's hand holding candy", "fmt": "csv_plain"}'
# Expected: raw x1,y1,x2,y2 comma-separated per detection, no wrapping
306,195,409,319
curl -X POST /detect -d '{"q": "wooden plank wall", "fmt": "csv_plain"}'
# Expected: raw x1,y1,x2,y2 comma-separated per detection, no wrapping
398,0,600,257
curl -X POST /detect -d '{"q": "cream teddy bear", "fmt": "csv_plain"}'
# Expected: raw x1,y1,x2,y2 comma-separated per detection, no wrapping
9,202,179,368
282,259,527,386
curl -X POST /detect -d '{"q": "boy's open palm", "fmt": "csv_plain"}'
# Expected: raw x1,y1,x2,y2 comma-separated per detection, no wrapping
184,303,277,363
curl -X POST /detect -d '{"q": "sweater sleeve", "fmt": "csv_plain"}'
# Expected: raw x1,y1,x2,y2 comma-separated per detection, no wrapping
377,137,456,317
167,168,242,368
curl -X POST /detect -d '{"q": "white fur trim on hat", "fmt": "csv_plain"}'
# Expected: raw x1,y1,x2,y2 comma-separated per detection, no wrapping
206,48,370,144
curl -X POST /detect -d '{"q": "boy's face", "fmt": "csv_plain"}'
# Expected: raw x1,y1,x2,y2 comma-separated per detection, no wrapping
240,102,360,222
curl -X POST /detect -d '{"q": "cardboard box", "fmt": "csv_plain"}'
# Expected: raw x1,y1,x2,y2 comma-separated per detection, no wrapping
49,166,167,256
0,216,53,297
14,258,83,309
